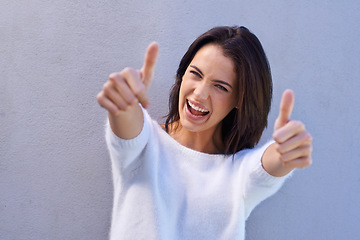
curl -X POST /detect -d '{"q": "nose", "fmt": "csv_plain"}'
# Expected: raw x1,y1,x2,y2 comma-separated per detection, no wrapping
193,81,209,100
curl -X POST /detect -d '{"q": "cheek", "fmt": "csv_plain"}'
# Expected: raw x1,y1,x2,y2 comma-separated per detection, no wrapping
178,82,185,100
178,81,187,107
179,79,193,97
216,96,236,115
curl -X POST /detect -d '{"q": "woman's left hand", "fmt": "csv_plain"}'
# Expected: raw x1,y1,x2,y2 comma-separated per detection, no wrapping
272,89,313,170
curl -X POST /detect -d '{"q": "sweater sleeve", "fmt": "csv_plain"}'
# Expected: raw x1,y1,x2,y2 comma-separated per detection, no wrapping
241,140,292,219
105,107,151,176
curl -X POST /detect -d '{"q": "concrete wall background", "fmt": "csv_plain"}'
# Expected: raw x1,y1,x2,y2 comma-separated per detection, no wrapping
1,0,359,239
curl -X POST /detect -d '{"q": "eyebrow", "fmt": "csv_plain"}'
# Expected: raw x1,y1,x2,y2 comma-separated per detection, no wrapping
190,65,204,77
189,65,233,89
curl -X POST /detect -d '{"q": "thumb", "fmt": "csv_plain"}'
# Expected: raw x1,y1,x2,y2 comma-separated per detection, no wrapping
141,42,159,88
274,89,295,131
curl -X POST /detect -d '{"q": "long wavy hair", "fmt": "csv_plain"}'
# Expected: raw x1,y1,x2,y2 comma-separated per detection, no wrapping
165,26,272,155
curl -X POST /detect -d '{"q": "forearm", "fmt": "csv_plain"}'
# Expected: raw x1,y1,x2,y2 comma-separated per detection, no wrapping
108,103,144,139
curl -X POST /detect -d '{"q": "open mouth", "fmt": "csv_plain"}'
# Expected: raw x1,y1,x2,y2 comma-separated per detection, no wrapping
186,99,210,117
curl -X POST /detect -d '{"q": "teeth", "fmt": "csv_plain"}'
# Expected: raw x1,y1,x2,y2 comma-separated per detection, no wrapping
188,101,208,113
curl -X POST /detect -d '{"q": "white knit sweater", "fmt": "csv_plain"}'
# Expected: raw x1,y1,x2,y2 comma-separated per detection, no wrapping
105,107,289,240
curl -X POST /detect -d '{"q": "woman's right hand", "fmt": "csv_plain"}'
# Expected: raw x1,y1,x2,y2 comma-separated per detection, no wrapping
97,42,159,115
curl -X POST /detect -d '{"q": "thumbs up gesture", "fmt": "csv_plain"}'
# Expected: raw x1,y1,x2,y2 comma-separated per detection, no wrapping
272,90,313,170
97,42,159,115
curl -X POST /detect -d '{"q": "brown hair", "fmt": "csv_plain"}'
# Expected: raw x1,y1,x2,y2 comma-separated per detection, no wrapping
165,26,272,155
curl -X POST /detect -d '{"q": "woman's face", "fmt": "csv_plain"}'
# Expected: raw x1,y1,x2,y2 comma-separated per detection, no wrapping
178,44,238,134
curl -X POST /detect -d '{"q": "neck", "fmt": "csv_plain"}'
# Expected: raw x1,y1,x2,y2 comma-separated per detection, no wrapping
169,122,224,154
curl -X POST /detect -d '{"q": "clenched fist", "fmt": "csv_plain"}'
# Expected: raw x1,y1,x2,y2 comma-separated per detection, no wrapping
97,42,159,115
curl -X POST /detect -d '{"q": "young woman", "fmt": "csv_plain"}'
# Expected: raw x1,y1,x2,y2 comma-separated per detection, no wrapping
97,26,312,240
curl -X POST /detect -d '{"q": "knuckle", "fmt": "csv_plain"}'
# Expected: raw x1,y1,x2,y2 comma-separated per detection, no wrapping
306,133,313,143
122,67,131,72
103,84,112,95
121,68,143,87
272,132,284,144
302,157,312,168
103,81,112,90
308,144,313,153
303,146,312,156
122,67,136,76
297,156,312,168
302,132,311,140
96,91,103,99
96,93,104,105
292,120,305,130
108,72,118,79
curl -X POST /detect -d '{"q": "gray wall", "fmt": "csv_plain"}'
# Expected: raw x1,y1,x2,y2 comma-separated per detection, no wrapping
1,1,359,239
